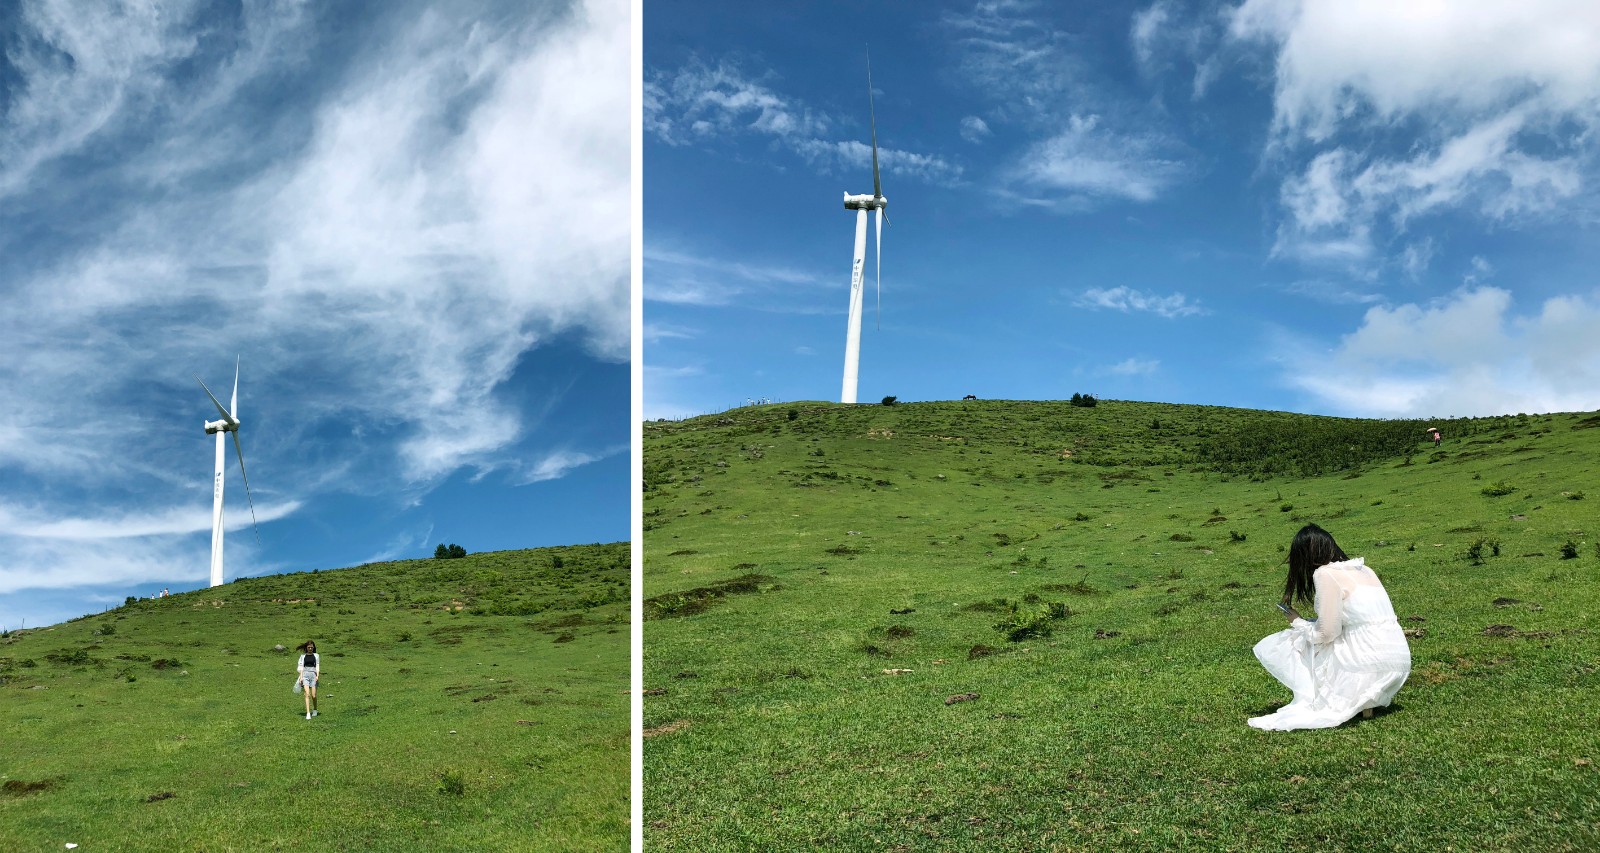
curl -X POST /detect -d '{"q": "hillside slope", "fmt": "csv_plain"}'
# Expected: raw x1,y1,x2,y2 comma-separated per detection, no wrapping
2,544,628,852
643,400,1599,851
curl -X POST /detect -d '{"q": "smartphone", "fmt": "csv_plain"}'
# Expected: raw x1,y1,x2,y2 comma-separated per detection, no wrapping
1276,602,1294,617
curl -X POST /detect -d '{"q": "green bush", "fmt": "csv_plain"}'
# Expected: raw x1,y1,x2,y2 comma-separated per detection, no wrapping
1480,482,1517,497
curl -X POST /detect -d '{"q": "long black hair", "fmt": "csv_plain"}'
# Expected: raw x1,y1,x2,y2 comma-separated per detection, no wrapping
1284,523,1348,607
296,640,316,654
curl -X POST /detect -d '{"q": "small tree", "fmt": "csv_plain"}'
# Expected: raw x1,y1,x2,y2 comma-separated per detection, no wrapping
434,544,450,559
448,544,468,559
880,396,898,406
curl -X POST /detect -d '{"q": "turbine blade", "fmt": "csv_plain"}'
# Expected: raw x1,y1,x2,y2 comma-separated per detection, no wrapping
196,376,235,425
230,431,262,548
875,206,883,331
867,48,881,199
230,356,239,419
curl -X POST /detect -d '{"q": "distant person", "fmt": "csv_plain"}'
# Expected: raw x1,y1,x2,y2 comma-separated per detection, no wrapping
1248,524,1411,730
294,640,321,719
1431,429,1441,447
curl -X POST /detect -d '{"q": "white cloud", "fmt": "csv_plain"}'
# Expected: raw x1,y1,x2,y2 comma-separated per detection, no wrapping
1104,358,1160,376
644,245,826,307
1231,0,1600,265
959,115,992,143
941,0,1082,121
1399,239,1435,280
1131,2,1173,71
1076,285,1205,318
646,56,959,185
1230,0,1600,141
1007,114,1189,207
789,138,963,184
516,446,621,485
644,322,697,343
0,500,302,540
644,58,829,146
1285,286,1600,416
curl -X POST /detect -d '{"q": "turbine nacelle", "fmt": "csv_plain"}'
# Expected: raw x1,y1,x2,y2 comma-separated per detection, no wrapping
843,192,887,211
203,419,237,434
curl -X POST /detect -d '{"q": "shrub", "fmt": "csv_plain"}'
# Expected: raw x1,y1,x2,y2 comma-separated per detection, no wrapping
1480,482,1516,497
880,396,898,406
993,600,1070,642
1280,504,1293,512
124,596,138,607
1069,393,1098,408
787,409,799,421
1560,541,1579,560
438,770,465,797
1229,531,1248,543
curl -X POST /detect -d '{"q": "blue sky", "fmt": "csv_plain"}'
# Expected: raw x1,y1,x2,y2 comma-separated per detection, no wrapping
0,0,629,629
644,0,1600,422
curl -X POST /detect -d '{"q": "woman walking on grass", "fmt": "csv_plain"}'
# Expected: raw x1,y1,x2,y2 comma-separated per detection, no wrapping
1249,524,1411,731
294,640,320,720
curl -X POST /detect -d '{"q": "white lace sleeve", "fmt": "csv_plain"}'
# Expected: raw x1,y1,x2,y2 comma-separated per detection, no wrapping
1307,567,1344,645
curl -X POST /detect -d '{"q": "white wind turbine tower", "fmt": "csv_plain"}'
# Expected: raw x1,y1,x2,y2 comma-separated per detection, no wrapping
839,52,888,405
197,358,261,587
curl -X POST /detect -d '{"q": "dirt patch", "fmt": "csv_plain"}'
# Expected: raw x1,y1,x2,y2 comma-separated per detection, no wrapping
967,644,996,660
1094,629,1122,639
1492,597,1522,607
145,791,175,803
945,692,979,705
643,573,777,620
644,720,690,738
1,779,56,797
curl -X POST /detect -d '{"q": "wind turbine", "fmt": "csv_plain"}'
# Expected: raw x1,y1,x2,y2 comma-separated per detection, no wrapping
197,358,260,587
840,51,888,405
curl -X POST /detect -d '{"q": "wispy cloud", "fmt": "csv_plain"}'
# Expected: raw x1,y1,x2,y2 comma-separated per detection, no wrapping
645,56,962,184
516,446,624,485
1007,114,1190,206
0,0,628,599
1076,285,1206,318
644,245,826,307
959,116,992,143
941,1,1194,210
1102,358,1160,376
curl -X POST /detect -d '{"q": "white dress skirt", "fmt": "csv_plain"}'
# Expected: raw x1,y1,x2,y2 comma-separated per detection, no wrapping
1249,558,1411,731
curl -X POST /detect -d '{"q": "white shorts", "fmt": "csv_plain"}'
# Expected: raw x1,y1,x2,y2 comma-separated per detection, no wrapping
299,670,318,687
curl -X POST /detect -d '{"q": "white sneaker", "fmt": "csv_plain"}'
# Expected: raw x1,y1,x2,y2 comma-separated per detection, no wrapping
311,710,318,717
306,712,312,719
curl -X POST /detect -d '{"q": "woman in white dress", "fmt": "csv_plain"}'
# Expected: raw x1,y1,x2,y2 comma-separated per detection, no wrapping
1249,524,1411,731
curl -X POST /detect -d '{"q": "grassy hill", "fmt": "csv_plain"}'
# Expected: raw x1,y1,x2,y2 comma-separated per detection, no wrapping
1,544,628,852
643,399,1599,851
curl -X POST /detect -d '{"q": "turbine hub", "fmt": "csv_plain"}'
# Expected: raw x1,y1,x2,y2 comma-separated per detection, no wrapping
204,419,236,434
843,193,883,210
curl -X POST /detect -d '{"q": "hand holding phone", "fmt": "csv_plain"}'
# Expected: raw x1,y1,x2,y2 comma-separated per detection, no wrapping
1276,602,1297,620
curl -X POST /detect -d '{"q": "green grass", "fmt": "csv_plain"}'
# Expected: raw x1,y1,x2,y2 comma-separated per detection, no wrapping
644,400,1600,851
1,544,629,852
